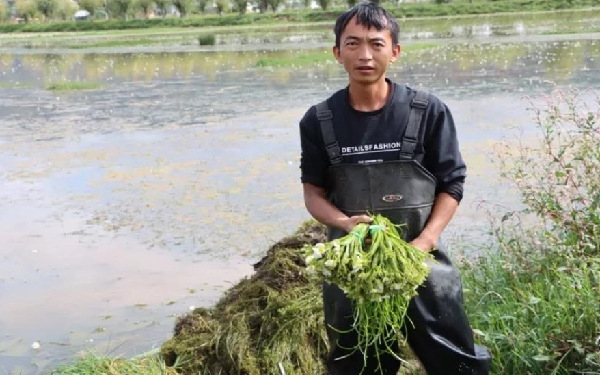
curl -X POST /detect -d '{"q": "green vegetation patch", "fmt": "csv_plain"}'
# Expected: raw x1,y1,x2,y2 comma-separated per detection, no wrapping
46,81,102,91
48,352,181,375
255,42,441,68
66,38,162,48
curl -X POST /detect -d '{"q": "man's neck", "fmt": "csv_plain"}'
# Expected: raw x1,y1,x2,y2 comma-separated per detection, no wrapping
348,78,391,112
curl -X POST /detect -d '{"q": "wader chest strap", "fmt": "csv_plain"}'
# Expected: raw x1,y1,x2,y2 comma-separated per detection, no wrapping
399,90,429,160
316,100,342,165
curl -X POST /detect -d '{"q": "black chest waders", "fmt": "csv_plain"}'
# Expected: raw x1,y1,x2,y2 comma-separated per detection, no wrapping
316,91,492,375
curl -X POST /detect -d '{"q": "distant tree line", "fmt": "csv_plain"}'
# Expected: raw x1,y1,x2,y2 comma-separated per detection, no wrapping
0,0,592,22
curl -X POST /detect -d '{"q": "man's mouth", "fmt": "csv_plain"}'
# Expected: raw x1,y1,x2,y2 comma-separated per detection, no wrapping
357,66,375,71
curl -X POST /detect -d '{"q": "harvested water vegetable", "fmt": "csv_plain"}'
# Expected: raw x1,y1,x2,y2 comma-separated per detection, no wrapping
303,213,434,370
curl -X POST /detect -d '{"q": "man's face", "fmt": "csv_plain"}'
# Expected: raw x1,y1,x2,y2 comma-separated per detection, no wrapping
333,16,400,86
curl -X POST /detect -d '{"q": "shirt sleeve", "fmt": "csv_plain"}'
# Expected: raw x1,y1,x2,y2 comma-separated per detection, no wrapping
423,99,467,203
299,106,329,189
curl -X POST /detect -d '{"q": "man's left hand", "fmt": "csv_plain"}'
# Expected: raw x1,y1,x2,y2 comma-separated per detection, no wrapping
410,236,436,253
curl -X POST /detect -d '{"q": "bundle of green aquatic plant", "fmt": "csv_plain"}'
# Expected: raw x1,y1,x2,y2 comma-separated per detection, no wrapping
303,213,434,367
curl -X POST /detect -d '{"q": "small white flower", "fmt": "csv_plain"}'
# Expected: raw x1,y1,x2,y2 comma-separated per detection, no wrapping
189,305,195,311
324,260,336,269
332,240,341,253
392,284,402,290
313,243,326,253
352,258,363,273
322,269,332,277
305,255,314,265
31,342,40,350
313,248,323,259
306,266,317,276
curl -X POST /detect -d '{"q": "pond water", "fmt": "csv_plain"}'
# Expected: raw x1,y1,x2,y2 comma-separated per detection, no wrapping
1,9,599,374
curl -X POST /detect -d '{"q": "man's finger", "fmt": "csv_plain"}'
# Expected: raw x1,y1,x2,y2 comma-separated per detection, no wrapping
358,215,373,223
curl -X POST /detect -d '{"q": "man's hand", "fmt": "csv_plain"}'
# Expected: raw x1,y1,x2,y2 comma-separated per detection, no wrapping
409,192,459,253
303,183,373,235
338,215,373,234
410,235,437,253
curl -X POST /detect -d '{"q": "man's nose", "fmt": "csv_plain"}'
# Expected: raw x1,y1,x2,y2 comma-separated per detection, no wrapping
358,45,373,60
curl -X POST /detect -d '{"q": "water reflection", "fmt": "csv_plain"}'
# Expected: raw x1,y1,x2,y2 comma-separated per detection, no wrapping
1,39,598,88
204,9,600,44
398,9,600,40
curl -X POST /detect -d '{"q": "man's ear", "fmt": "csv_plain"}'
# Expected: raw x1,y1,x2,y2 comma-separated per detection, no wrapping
332,46,342,64
390,44,401,63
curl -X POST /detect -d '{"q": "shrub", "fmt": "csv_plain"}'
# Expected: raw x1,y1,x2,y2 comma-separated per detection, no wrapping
198,33,216,45
459,88,600,374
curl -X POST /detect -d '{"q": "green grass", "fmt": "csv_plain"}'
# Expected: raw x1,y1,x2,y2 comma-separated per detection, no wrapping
542,27,600,34
46,81,102,91
0,82,33,89
65,38,165,49
459,240,600,374
255,50,334,68
255,42,441,68
48,351,182,375
198,33,216,46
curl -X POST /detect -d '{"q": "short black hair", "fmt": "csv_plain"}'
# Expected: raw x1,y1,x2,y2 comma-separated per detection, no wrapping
334,1,400,48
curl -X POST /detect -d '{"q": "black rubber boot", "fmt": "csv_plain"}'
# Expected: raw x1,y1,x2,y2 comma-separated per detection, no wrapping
402,246,492,375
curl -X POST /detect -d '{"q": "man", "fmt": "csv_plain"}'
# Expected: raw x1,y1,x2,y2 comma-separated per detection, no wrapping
298,2,492,375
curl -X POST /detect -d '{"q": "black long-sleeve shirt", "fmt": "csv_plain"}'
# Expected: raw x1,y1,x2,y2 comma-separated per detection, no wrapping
299,80,467,203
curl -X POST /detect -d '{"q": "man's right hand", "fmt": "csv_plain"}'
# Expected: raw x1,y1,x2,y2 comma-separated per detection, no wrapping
338,215,373,233
303,183,372,235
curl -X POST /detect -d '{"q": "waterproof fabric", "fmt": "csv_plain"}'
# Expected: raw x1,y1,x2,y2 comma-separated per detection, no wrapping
316,92,492,375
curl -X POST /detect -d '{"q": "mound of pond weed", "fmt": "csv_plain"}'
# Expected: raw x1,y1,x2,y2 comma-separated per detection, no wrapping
159,219,330,375
160,219,421,375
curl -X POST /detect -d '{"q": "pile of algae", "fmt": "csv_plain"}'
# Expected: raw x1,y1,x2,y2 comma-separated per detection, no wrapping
159,219,419,375
160,219,329,375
